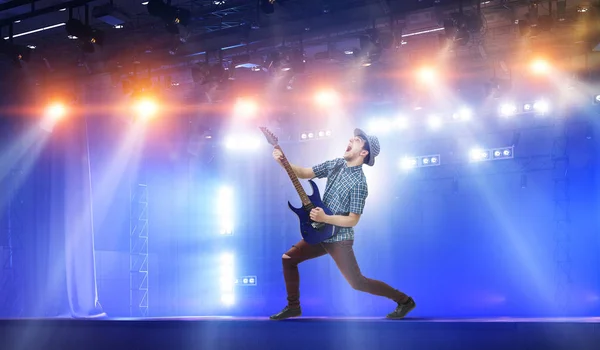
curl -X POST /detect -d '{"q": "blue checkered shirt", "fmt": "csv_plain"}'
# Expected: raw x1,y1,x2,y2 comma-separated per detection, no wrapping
312,158,368,242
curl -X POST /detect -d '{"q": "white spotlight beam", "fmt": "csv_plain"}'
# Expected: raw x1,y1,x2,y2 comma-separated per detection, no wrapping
219,253,235,305
217,186,234,235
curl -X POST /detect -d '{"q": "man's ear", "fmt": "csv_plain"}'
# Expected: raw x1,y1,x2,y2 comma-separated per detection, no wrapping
360,149,369,158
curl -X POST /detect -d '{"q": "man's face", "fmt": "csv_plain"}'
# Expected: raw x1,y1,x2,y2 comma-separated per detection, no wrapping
343,135,368,162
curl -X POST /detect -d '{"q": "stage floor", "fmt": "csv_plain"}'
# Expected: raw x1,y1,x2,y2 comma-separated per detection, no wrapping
1,316,599,350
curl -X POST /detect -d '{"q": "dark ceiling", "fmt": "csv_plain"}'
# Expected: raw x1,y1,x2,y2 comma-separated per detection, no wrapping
0,0,599,105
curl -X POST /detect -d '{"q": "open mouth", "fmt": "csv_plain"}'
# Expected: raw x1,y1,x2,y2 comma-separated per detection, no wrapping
345,145,352,152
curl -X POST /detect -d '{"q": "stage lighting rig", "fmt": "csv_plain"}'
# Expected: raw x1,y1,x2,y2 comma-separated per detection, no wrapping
235,276,257,286
300,130,331,141
442,11,483,47
0,39,32,65
65,19,104,53
400,155,441,170
260,0,275,14
265,48,306,74
147,0,191,40
191,62,228,85
469,146,514,163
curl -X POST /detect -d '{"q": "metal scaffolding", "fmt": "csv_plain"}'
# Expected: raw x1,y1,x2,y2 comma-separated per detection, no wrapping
130,183,149,317
551,122,571,312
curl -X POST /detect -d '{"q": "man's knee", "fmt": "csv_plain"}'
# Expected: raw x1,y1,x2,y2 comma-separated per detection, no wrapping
282,253,294,266
348,275,368,291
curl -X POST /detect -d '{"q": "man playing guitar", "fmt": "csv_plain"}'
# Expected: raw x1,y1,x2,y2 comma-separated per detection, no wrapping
269,128,416,320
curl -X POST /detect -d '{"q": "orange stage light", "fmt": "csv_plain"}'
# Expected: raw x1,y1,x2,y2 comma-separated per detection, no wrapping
45,102,67,121
314,89,340,107
530,58,551,75
234,98,259,118
416,67,437,83
132,98,159,120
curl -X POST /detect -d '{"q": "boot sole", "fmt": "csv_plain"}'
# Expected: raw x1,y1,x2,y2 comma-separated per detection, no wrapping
385,304,415,319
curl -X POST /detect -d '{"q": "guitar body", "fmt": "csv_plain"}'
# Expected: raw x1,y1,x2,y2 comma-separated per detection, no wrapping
287,180,335,244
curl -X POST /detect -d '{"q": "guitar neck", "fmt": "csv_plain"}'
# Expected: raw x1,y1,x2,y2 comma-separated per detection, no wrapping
276,146,312,206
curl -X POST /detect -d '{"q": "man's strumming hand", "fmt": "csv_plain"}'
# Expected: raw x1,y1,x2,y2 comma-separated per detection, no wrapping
310,207,329,223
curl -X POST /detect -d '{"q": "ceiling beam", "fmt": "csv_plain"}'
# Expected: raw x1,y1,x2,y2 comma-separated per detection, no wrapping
0,0,42,13
0,0,96,27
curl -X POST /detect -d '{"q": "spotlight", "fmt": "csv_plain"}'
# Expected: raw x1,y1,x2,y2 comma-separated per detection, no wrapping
0,39,32,64
492,147,514,159
40,102,68,133
260,0,275,14
452,107,472,121
401,155,440,169
65,19,104,53
314,89,339,107
147,0,191,36
499,103,517,117
417,67,435,80
400,157,419,170
420,155,440,167
233,98,258,118
46,102,67,121
594,95,600,104
131,97,159,120
530,58,550,75
533,99,549,114
419,155,441,167
469,148,490,162
427,115,442,129
299,130,331,141
236,276,258,286
470,146,514,162
416,67,436,83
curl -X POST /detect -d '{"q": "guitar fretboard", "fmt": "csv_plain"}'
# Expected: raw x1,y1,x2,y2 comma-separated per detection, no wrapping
277,148,311,206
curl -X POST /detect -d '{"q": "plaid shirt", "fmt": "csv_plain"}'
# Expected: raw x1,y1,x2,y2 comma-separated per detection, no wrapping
312,158,368,242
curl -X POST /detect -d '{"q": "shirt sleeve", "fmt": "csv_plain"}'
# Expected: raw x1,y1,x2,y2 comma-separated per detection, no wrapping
312,158,343,179
349,181,368,214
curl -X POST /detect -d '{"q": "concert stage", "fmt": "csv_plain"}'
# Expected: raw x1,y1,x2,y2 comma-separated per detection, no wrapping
0,316,598,350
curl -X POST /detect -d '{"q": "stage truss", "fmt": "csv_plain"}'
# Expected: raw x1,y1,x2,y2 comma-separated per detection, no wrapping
130,183,149,317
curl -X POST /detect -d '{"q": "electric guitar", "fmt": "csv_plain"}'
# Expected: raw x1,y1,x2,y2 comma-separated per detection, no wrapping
259,127,335,244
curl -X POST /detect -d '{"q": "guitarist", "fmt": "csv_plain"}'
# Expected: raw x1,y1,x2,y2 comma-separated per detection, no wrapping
269,128,416,320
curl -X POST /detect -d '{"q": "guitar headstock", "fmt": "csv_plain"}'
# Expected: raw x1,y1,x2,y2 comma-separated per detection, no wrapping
259,126,279,147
